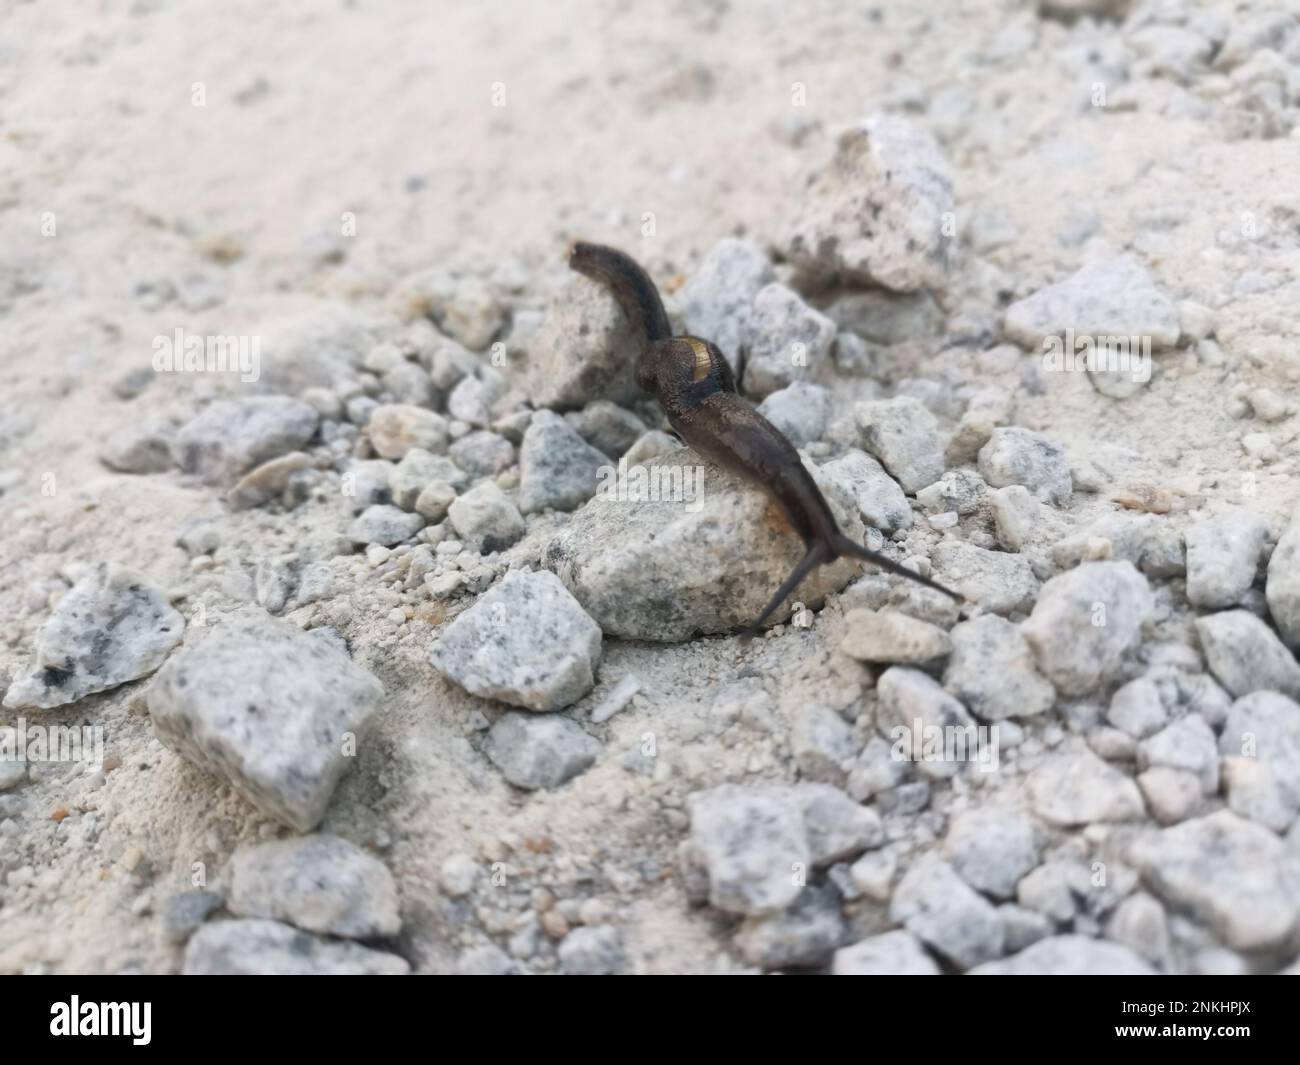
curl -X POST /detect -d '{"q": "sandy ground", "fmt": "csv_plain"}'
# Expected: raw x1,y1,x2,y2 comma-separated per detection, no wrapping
1,0,1299,974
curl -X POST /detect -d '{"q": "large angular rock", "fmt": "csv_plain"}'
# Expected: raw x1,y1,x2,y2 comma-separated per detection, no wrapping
229,834,400,938
930,540,1039,616
1185,510,1268,609
182,919,409,975
147,608,383,831
977,427,1071,506
1028,747,1146,826
969,935,1155,975
1267,508,1300,647
1002,255,1180,351
740,283,837,398
942,615,1055,721
543,446,864,640
482,712,602,790
889,856,1004,970
430,569,602,712
855,397,944,493
817,449,913,533
174,396,319,485
1195,610,1300,700
4,563,184,710
1021,561,1154,696
832,930,940,975
525,274,644,409
676,238,775,375
944,808,1039,900
1129,810,1299,952
785,114,954,293
685,785,811,916
517,410,610,514
1218,691,1300,830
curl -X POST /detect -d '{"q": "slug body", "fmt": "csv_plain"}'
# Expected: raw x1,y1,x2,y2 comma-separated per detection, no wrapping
569,241,959,636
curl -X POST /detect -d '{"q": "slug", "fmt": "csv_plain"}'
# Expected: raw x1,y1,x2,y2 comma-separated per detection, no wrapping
568,241,961,637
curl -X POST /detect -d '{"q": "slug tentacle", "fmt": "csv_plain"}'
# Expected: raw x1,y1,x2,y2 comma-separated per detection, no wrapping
567,241,963,636
568,241,672,345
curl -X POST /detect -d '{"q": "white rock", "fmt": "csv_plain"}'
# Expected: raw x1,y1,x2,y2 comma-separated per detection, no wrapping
676,238,775,374
944,808,1039,900
977,427,1072,506
483,712,602,790
889,857,1004,970
855,397,944,493
229,834,400,938
832,930,939,975
1195,610,1300,700
147,608,383,831
740,283,836,398
969,934,1154,975
785,114,954,293
1028,747,1146,826
1021,561,1154,696
942,615,1055,721
1002,255,1180,351
1184,510,1268,609
3,563,184,710
183,919,408,975
432,568,599,712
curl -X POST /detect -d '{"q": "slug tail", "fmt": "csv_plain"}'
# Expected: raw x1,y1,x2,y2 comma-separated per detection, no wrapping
568,241,673,344
830,534,963,602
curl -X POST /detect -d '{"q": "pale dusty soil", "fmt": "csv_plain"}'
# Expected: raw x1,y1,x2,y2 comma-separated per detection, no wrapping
0,0,1297,973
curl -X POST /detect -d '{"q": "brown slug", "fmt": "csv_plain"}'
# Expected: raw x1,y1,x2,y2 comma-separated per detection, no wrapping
568,241,961,638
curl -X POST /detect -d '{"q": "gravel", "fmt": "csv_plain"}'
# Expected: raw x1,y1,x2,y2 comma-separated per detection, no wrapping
1184,510,1268,609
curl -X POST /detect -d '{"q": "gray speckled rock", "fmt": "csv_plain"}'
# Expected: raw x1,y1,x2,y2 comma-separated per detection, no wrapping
734,885,847,970
977,427,1072,505
446,481,525,553
840,609,951,664
785,114,954,293
757,382,831,448
944,808,1039,900
1267,510,1300,647
367,404,448,460
1195,609,1300,700
1003,255,1179,351
676,238,775,374
558,925,626,975
930,540,1039,616
1218,691,1300,830
876,667,978,781
525,274,643,409
543,446,864,640
161,890,223,945
483,711,601,789
1021,561,1154,696
229,834,400,938
388,448,463,509
146,607,383,831
4,563,184,710
1129,810,1298,952
182,919,408,975
348,504,425,547
942,615,1055,721
446,369,505,428
740,283,836,398
685,784,811,916
517,410,610,514
818,449,913,533
1028,747,1146,826
1185,510,1268,609
832,930,940,975
100,424,174,474
448,430,514,479
970,934,1155,975
565,400,647,459
430,569,602,712
890,856,1004,969
855,397,944,493
174,396,319,485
